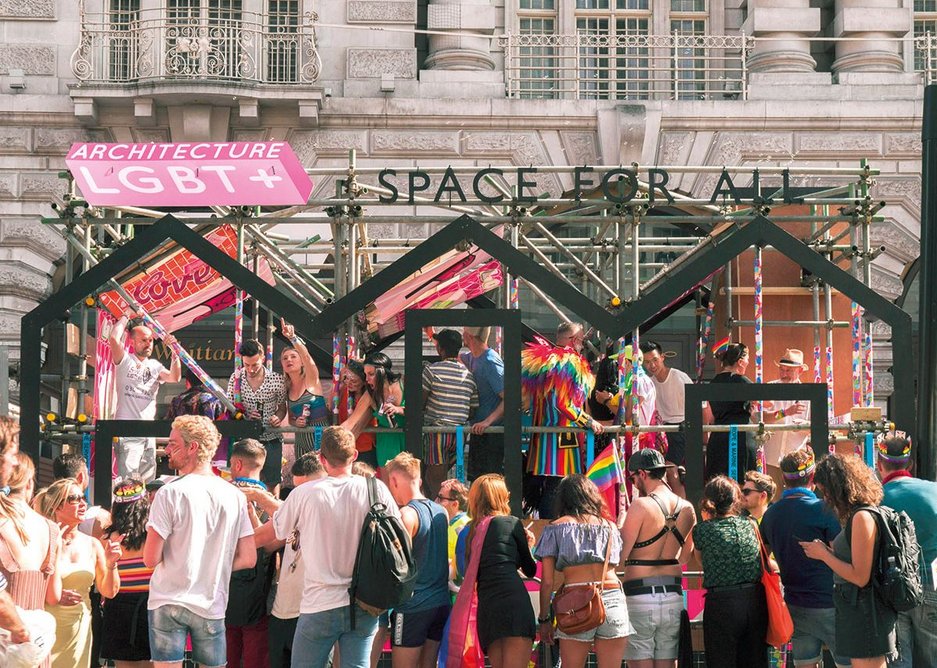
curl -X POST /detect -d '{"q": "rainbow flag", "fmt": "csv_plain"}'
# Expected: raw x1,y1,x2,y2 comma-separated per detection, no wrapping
587,443,625,520
711,336,730,356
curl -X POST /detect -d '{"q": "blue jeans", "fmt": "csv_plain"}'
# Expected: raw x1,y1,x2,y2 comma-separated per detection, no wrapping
891,590,937,668
148,604,227,666
788,604,850,667
291,604,379,668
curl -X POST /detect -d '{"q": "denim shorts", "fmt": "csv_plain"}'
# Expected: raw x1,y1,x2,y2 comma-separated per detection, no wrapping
788,604,851,667
623,591,683,661
555,586,634,642
148,604,227,666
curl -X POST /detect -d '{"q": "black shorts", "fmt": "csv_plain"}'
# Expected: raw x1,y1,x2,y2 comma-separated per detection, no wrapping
664,427,686,465
391,604,451,647
101,591,151,661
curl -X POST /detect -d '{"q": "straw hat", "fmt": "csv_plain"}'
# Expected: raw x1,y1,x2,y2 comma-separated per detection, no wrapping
776,348,808,370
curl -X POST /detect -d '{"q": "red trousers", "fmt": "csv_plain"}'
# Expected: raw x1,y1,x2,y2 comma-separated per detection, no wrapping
226,615,270,668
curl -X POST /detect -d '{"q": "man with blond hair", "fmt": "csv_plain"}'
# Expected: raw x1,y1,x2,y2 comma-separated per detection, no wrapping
272,426,399,667
384,452,450,668
144,415,256,668
461,326,505,479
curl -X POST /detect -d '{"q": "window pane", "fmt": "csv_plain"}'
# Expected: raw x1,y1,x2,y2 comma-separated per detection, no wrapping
519,18,557,98
577,0,610,8
617,0,650,8
615,17,650,99
520,0,555,9
671,0,706,11
916,0,937,12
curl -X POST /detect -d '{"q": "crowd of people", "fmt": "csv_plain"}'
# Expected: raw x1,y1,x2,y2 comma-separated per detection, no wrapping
0,316,930,668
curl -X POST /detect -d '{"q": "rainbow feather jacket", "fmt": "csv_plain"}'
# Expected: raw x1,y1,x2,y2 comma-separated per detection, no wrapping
521,337,596,476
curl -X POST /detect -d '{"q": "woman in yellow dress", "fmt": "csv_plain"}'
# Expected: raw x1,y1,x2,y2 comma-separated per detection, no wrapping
36,478,123,668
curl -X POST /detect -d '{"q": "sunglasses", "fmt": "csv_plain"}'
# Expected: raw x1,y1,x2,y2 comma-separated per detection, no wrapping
436,495,455,502
741,488,760,496
65,494,86,504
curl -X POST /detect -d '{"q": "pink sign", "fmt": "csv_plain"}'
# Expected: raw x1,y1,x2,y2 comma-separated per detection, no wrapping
65,142,313,207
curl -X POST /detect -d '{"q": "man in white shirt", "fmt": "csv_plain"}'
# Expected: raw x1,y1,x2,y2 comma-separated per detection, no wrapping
764,348,809,490
108,311,181,482
143,415,256,668
272,426,400,668
640,340,693,497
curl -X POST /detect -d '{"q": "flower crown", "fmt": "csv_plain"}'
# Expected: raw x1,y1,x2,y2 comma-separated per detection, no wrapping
113,482,146,504
782,450,816,480
877,430,912,463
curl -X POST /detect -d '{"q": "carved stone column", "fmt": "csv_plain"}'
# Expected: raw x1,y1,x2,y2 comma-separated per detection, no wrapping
742,0,821,72
424,0,496,71
831,0,909,73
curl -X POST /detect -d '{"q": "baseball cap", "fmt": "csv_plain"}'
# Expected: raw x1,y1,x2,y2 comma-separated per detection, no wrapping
627,448,675,473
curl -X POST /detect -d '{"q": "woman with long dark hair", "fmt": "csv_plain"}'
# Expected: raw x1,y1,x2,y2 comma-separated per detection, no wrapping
451,474,536,668
100,478,154,668
704,343,757,482
337,360,378,469
341,352,405,468
536,474,631,668
801,454,896,667
690,475,768,668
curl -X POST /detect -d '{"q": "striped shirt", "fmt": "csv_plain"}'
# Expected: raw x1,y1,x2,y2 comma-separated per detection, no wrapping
116,556,154,594
0,571,6,591
422,359,478,425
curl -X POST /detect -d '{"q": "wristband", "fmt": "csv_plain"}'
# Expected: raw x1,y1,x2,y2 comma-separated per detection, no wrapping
289,335,303,346
537,615,552,624
775,409,784,420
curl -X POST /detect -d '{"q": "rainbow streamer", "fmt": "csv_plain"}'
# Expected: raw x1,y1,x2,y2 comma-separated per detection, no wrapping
265,321,274,372
233,290,243,404
863,329,874,407
332,334,341,415
346,335,356,415
630,332,641,423
712,336,730,357
813,345,822,384
825,345,834,423
510,278,519,309
851,302,862,407
753,249,764,412
697,301,714,382
135,309,238,414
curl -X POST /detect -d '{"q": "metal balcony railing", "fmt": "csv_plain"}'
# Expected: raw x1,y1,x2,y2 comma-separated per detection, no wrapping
71,8,321,85
500,33,937,101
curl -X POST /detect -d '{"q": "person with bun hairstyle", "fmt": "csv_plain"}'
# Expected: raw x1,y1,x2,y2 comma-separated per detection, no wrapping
337,360,378,469
690,475,768,668
703,343,757,483
341,351,405,468
801,453,896,667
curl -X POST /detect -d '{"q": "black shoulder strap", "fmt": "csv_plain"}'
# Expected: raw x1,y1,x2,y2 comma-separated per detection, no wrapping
367,475,378,510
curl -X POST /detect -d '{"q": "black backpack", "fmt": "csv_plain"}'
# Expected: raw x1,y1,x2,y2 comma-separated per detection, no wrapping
854,505,925,612
348,476,417,627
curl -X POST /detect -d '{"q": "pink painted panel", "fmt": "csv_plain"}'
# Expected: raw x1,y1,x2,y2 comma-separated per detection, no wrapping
65,142,313,207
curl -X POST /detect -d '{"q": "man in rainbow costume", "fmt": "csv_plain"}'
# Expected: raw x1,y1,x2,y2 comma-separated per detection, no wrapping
521,321,602,518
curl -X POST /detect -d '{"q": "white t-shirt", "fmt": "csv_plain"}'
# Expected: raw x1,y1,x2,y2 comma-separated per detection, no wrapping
763,380,810,466
271,530,304,620
651,367,692,423
273,474,400,615
147,473,254,619
115,355,166,420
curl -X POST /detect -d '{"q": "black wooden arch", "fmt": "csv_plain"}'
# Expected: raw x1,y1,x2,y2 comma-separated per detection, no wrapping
20,214,328,458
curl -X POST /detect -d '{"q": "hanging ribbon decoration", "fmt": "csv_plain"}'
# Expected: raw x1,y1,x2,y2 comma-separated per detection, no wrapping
346,334,356,416
265,318,274,372
863,327,874,407
729,425,739,482
851,302,863,407
233,290,243,405
753,248,764,414
697,301,714,383
332,333,342,415
813,345,822,384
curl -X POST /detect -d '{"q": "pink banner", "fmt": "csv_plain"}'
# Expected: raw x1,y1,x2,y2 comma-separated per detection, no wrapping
66,142,313,207
99,225,274,333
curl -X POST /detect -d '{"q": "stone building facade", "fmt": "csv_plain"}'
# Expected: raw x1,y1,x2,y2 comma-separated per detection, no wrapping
0,0,927,411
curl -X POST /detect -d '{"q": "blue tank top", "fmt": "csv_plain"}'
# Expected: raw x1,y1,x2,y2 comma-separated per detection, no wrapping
397,498,451,612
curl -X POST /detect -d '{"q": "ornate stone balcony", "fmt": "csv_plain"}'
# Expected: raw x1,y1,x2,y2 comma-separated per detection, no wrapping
70,8,321,85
